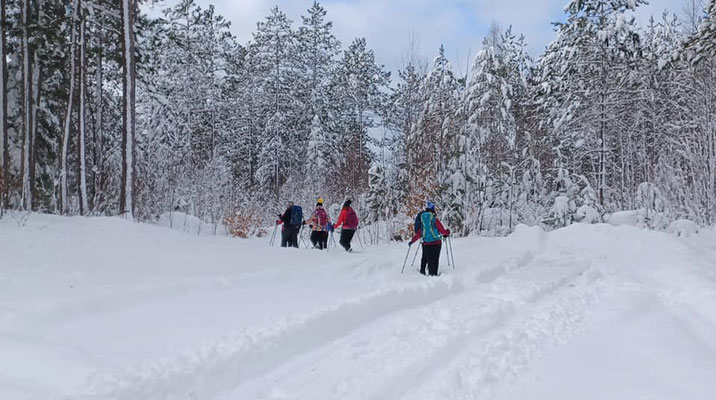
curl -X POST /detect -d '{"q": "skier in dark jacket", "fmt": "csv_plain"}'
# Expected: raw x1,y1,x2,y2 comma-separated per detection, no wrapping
276,201,300,248
409,201,450,276
333,199,359,252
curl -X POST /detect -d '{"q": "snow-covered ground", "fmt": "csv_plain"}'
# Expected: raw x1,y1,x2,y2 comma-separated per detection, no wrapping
2,214,716,400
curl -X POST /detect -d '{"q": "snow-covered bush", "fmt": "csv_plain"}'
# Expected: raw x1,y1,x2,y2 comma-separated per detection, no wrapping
543,195,575,229
574,205,600,224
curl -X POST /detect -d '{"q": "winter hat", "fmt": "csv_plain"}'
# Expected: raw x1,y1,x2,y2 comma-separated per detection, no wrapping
426,200,435,210
343,199,352,208
317,197,324,205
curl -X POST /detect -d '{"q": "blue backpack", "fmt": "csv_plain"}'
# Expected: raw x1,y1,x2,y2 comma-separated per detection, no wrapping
289,205,303,226
415,211,441,243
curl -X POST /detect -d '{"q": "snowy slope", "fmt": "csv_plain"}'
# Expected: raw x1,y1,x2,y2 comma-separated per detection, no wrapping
1,214,715,400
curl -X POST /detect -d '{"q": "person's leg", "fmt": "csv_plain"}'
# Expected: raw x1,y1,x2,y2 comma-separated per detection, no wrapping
420,243,428,275
310,231,320,248
339,229,349,250
344,229,356,251
281,228,289,247
320,231,328,250
339,229,355,251
291,227,299,248
427,243,442,276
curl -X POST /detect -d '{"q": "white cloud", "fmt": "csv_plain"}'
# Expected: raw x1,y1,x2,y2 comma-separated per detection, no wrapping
151,0,692,75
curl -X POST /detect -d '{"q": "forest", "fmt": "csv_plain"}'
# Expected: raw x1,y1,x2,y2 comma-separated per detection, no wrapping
1,0,716,238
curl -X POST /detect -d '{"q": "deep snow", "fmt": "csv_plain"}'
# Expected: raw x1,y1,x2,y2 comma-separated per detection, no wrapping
1,214,715,400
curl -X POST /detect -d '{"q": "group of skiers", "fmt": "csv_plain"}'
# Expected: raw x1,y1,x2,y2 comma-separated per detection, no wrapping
276,198,450,276
276,199,359,252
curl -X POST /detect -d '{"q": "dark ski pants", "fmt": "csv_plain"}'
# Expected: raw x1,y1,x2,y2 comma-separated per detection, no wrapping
311,231,328,250
420,242,442,276
339,229,356,251
281,226,299,248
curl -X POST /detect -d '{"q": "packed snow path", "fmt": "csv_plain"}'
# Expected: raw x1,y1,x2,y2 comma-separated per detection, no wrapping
1,215,716,399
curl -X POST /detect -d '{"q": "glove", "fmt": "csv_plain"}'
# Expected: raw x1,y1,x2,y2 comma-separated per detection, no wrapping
445,230,451,237
309,224,314,229
408,241,413,247
275,220,280,225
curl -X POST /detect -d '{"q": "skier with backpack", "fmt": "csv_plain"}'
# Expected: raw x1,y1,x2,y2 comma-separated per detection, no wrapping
333,199,359,252
276,201,303,248
409,201,450,276
306,198,331,250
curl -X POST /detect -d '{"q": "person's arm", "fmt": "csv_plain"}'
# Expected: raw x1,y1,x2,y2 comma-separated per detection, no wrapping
334,209,346,228
410,229,421,245
435,218,450,236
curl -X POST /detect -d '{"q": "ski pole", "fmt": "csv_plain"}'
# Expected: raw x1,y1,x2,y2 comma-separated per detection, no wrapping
357,226,364,250
445,237,451,268
299,225,308,249
411,241,421,267
448,236,456,270
401,244,412,273
269,224,277,246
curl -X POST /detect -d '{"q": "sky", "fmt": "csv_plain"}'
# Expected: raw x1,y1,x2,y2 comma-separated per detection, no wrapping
148,0,696,74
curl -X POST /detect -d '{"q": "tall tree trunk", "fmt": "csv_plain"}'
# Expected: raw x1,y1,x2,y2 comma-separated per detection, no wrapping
30,0,43,211
92,26,103,211
1,0,8,213
78,4,88,214
60,0,79,214
21,0,33,211
120,0,136,219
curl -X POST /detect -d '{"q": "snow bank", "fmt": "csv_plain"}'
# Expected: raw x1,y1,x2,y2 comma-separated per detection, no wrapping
666,219,699,237
2,214,716,399
606,210,641,226
156,211,228,236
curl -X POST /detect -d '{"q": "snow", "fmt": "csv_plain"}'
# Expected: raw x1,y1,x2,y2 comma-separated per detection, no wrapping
607,209,642,226
156,211,228,236
2,214,716,399
667,219,700,238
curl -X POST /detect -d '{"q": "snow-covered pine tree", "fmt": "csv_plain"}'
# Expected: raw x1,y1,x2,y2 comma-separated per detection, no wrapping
333,37,390,197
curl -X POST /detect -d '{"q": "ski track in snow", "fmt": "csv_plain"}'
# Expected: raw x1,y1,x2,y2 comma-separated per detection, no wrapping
65,249,541,400
3,216,716,400
219,252,600,400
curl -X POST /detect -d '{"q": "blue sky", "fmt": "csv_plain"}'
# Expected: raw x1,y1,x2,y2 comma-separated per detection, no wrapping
150,0,696,74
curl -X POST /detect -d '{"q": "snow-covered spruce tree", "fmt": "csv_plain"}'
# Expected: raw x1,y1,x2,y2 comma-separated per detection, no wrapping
684,0,716,63
461,36,521,234
136,0,240,221
384,61,424,225
332,37,390,197
365,163,388,226
408,45,459,215
537,0,645,213
251,6,302,204
304,115,333,197
296,1,340,199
